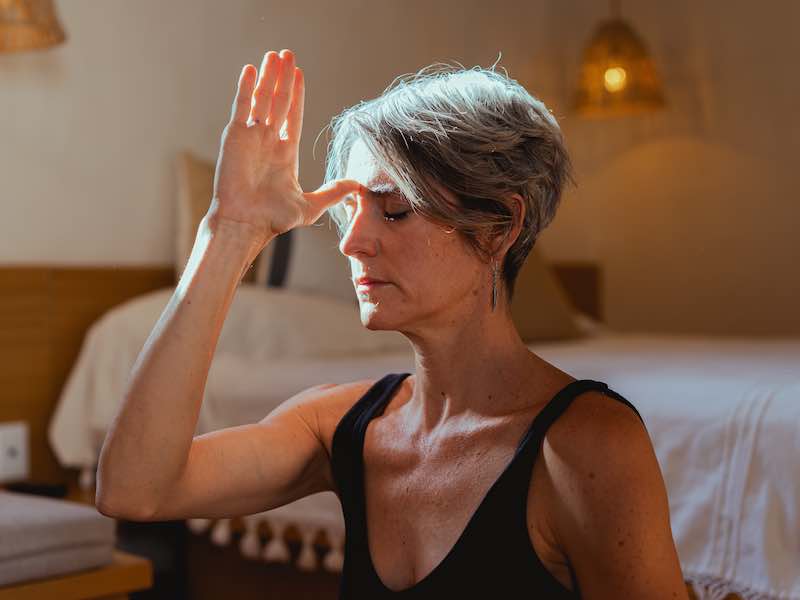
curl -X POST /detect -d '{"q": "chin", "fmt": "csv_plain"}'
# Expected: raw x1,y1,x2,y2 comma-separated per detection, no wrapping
358,302,402,331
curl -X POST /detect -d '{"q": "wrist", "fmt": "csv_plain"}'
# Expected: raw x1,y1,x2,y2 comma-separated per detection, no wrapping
176,216,265,290
201,214,273,258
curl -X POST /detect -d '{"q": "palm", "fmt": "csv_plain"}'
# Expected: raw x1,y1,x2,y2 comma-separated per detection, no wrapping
209,49,362,246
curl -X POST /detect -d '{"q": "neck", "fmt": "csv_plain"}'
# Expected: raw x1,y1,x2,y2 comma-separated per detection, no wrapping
402,306,541,435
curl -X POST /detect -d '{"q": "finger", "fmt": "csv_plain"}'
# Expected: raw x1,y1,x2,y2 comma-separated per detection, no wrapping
267,49,296,134
303,179,365,218
284,67,304,146
250,51,280,125
231,64,257,125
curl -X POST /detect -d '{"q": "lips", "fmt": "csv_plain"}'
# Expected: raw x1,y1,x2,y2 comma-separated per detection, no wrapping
356,277,387,286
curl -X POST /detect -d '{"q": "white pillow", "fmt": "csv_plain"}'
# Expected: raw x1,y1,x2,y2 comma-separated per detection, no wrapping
105,285,408,363
255,217,357,306
218,285,407,359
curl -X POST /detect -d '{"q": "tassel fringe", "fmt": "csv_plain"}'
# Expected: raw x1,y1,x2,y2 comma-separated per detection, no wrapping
239,518,261,560
295,527,318,571
210,518,232,546
685,570,794,600
186,517,212,534
187,514,345,573
262,520,291,563
323,529,345,572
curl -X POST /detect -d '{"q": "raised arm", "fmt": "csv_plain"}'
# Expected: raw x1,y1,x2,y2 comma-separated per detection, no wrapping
95,49,363,519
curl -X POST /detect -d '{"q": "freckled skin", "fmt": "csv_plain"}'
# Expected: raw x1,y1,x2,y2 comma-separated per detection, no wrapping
339,138,557,431
336,139,693,595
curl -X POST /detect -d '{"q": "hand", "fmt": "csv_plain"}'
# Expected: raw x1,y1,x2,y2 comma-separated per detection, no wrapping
208,49,363,247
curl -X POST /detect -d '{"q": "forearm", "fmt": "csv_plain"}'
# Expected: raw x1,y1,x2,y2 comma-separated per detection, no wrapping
96,215,268,517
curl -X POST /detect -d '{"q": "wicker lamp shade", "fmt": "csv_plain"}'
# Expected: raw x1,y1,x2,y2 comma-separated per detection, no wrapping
0,0,66,53
574,18,665,118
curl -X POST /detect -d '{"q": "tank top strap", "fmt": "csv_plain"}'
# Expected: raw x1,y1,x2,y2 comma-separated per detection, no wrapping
502,378,647,489
331,372,411,532
465,378,647,557
525,379,644,448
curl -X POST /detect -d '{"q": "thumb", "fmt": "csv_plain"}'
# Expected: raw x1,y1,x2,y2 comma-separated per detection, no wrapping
303,179,364,215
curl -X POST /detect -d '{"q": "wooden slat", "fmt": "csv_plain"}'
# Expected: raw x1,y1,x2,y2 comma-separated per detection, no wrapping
0,266,175,483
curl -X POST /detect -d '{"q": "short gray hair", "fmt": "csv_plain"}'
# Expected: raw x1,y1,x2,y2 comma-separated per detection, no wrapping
320,59,574,305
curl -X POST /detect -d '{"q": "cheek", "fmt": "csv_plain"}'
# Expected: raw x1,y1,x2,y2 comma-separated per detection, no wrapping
423,242,468,273
401,228,467,270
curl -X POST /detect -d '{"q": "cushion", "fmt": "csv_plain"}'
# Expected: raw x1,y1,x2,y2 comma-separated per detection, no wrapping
510,247,586,342
0,491,116,586
216,285,407,359
254,218,356,306
175,151,262,284
104,284,408,362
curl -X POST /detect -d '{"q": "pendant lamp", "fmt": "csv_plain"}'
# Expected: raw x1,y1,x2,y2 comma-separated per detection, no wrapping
0,0,66,53
574,0,665,117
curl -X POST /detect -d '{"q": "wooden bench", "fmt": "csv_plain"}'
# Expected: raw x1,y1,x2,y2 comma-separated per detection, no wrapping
0,550,152,600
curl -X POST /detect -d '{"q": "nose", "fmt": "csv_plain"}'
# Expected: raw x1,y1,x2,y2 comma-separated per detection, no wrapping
338,199,380,258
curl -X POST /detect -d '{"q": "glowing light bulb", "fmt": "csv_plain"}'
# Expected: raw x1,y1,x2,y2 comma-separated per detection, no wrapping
603,67,627,93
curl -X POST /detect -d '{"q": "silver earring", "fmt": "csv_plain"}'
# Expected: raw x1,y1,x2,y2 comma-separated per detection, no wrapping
491,259,498,312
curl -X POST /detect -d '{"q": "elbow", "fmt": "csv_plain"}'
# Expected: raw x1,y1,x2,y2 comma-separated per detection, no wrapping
95,487,158,522
94,463,159,521
95,496,123,519
96,497,157,521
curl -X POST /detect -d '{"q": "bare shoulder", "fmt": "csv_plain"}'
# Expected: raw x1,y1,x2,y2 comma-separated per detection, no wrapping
545,389,646,452
537,389,652,513
280,377,380,459
536,390,687,597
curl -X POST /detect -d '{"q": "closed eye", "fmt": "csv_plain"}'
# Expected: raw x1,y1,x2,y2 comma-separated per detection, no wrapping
384,210,410,222
341,186,412,222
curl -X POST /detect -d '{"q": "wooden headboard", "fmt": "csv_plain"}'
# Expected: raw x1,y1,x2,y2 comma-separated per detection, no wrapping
0,261,600,485
550,261,602,322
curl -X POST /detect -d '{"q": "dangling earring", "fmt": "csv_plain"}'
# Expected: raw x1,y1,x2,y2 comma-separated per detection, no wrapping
491,259,498,312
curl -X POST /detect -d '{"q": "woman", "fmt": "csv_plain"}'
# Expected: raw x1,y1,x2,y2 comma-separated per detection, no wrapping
97,49,689,599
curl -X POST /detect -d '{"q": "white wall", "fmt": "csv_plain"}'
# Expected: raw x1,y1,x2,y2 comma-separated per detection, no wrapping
1,0,797,336
0,0,547,264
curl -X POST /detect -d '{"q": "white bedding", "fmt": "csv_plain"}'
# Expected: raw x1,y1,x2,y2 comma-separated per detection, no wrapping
48,286,800,600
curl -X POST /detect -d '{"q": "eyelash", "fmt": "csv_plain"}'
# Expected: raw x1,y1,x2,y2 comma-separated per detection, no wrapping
384,211,410,222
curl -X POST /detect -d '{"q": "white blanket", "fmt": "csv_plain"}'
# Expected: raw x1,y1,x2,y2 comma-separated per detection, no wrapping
48,286,800,600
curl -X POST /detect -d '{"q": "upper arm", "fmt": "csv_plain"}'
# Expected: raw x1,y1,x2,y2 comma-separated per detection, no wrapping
145,380,369,521
543,393,689,600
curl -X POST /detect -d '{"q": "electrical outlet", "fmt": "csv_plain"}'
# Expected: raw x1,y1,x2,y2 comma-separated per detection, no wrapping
0,421,30,483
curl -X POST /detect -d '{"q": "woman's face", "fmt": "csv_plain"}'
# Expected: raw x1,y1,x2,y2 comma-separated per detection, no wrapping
339,138,489,333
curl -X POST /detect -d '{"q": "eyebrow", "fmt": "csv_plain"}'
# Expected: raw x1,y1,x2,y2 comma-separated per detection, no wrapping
343,182,403,204
366,182,402,197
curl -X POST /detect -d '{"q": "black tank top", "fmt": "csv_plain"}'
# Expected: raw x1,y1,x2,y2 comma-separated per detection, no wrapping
331,373,646,599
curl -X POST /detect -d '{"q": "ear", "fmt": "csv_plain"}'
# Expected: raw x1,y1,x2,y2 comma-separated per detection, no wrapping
488,193,526,260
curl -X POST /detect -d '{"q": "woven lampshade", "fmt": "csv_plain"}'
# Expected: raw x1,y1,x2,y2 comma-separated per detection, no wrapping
574,18,665,118
0,0,66,53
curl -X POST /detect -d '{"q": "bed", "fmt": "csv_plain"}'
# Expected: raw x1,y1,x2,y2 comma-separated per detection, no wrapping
47,278,800,600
